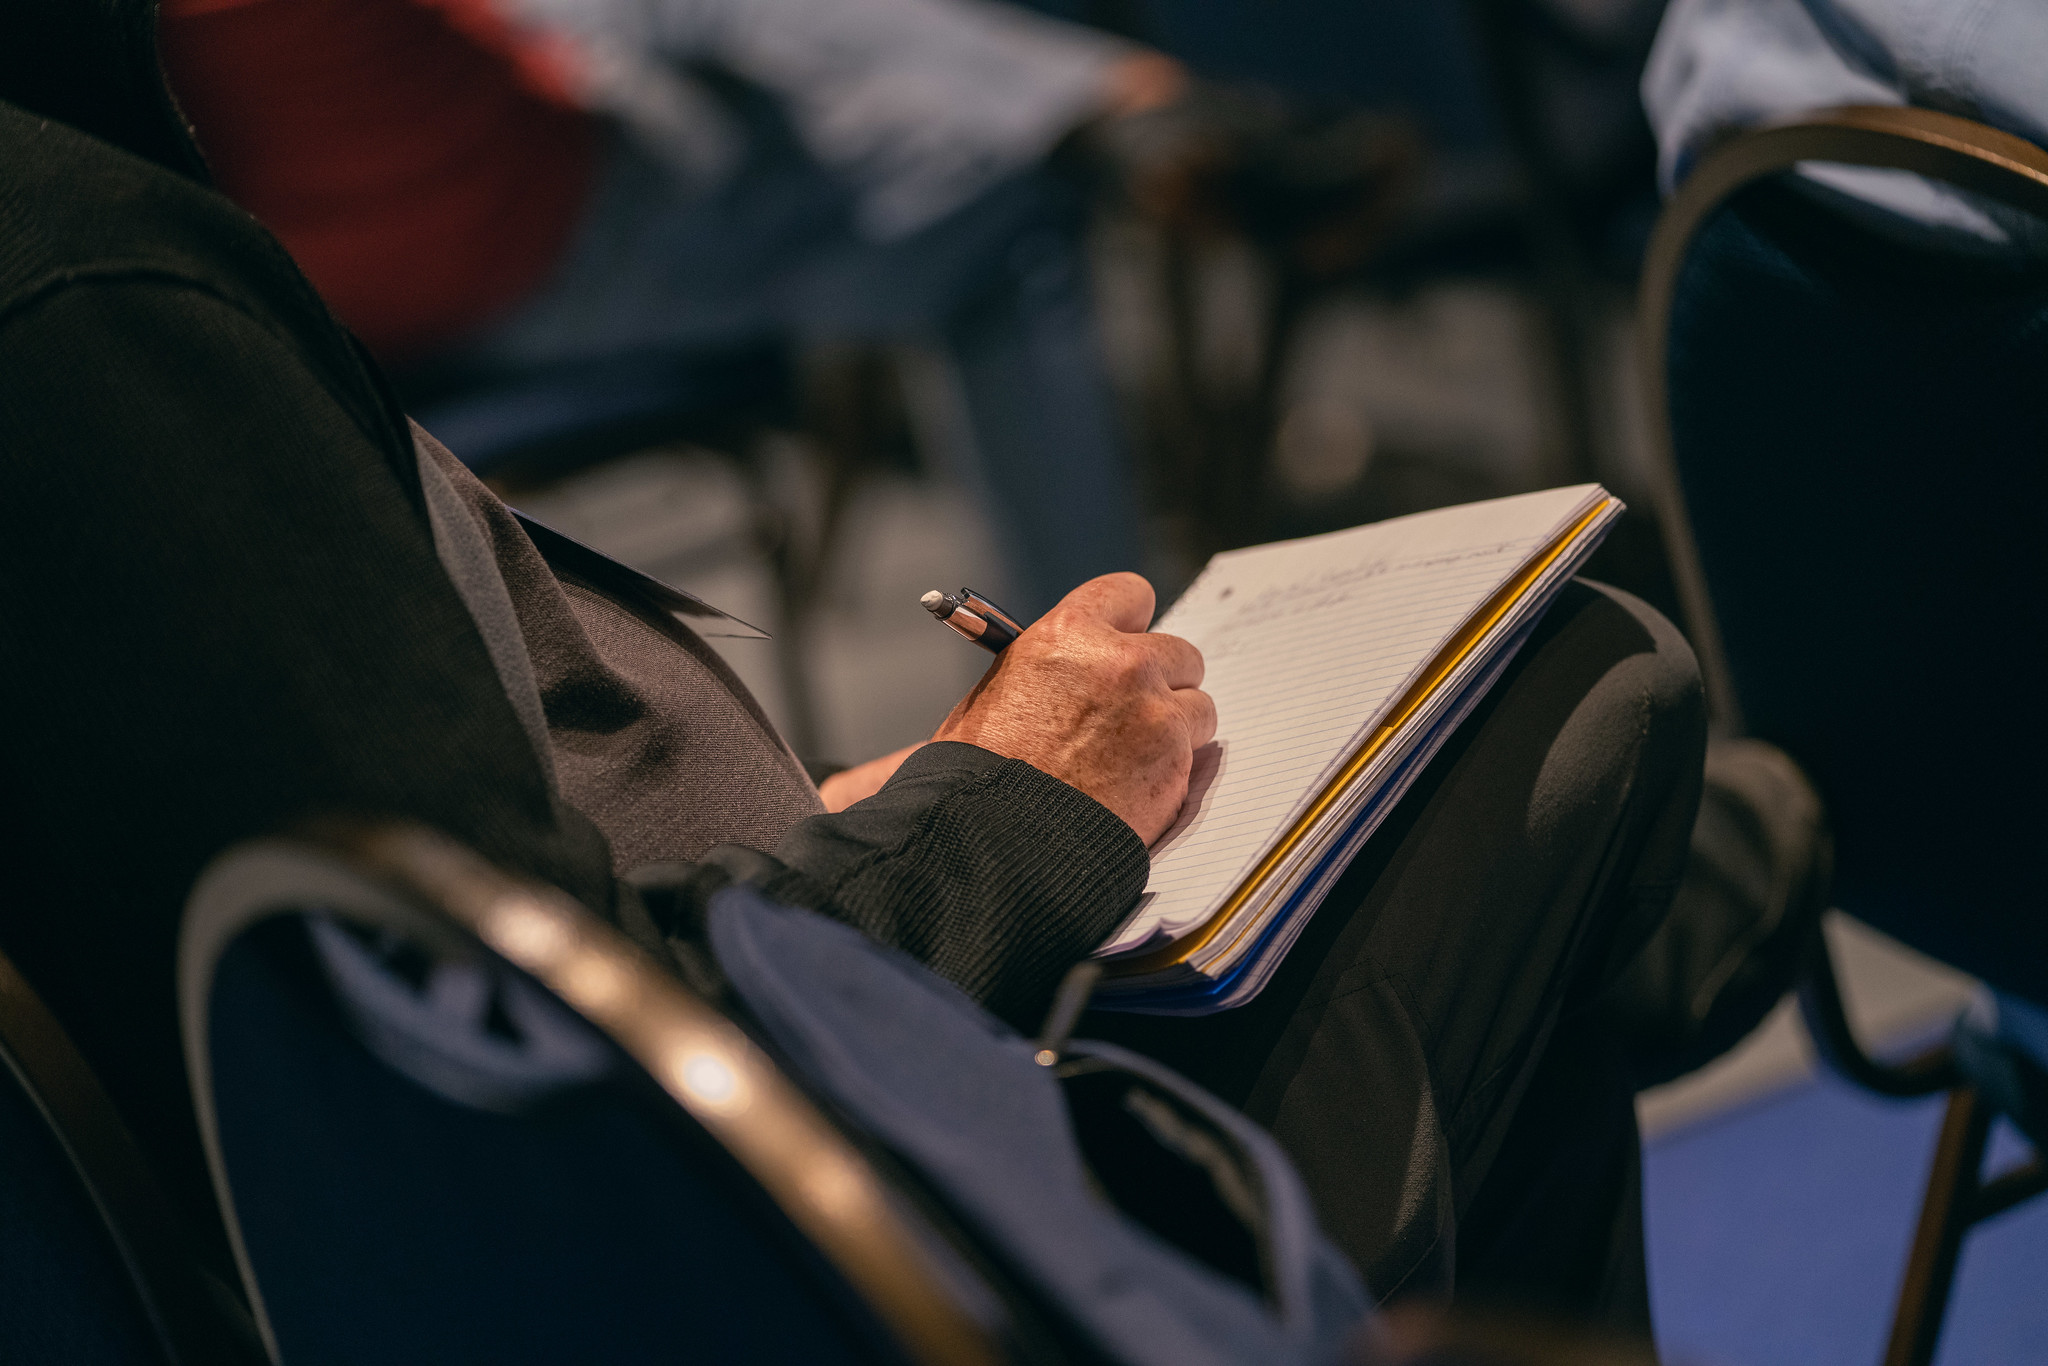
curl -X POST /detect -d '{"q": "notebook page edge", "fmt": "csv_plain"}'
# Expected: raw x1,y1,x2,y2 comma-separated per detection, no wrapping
1184,503,1621,978
1104,491,1619,976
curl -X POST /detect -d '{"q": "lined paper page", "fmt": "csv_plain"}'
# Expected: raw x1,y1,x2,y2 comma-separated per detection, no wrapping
1099,486,1601,955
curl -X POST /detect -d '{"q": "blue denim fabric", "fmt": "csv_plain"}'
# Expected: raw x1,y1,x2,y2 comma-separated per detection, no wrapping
441,114,1142,615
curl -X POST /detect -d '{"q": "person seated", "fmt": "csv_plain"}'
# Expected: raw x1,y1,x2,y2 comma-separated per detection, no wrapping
2,0,1706,1333
155,0,1189,615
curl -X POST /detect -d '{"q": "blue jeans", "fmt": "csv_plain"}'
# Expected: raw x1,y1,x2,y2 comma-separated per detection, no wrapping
448,119,1142,617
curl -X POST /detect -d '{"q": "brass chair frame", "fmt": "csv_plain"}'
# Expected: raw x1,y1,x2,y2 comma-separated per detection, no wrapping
179,822,1003,1366
1634,105,2048,1366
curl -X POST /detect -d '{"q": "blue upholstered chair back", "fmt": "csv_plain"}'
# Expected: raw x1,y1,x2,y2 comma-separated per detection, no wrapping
1653,125,2048,1004
197,924,898,1366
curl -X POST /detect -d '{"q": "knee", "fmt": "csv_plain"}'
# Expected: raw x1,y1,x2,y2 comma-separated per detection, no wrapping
1560,578,1703,739
1581,580,1705,745
1527,580,1707,847
1538,581,1710,987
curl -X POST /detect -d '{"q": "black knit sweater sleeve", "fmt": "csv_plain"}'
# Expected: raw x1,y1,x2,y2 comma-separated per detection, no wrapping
766,742,1149,1029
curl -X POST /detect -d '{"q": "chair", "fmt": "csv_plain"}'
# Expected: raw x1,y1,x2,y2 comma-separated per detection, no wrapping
395,342,899,757
1092,0,1665,563
0,945,262,1365
1637,104,2048,1366
177,821,1025,1366
1129,103,1421,556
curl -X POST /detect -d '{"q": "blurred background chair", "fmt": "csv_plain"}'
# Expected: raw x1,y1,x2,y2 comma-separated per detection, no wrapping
0,945,261,1366
1028,0,1672,567
1638,103,2048,1366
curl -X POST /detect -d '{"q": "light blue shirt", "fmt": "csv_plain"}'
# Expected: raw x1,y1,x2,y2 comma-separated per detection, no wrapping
1643,0,2048,255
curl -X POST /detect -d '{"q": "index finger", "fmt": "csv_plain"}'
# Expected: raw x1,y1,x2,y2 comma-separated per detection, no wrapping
1056,572,1157,634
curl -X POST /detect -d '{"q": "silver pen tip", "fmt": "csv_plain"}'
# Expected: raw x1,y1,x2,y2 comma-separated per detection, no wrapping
920,589,947,613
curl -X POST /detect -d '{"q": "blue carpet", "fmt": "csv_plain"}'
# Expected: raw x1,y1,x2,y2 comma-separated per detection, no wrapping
1644,1072,2048,1365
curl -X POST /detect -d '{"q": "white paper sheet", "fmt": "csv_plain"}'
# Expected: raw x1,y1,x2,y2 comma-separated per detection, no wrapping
1097,485,1607,956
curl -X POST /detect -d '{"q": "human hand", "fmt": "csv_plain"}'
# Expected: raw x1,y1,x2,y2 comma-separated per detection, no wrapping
932,573,1215,845
817,744,921,812
1100,51,1189,119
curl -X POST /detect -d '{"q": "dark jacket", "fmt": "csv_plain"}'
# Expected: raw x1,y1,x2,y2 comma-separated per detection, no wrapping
0,0,1143,1271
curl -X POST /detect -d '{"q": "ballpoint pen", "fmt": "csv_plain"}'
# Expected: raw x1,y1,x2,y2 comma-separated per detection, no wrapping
920,587,1027,654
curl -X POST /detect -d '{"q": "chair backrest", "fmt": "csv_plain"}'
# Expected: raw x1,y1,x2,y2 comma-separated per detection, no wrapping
1637,106,2048,999
0,947,260,1366
178,823,1008,1366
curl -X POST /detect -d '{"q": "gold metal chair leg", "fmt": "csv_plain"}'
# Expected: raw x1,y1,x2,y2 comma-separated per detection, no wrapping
1883,1087,1993,1366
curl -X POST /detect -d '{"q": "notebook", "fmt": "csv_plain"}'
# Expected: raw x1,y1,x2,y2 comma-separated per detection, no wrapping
1093,484,1624,1014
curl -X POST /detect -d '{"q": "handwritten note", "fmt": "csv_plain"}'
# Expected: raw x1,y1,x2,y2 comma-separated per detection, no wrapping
1098,485,1607,955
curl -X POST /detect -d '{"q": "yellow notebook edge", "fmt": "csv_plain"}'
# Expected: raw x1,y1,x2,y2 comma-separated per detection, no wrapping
1105,494,1622,979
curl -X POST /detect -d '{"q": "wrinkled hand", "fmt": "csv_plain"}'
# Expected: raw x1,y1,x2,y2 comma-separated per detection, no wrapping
933,573,1215,844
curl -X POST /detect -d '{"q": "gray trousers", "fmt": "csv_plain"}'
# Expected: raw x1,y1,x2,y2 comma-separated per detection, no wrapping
1090,580,1707,1328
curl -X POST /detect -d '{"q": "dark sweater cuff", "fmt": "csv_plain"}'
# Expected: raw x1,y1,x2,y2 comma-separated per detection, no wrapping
771,741,1148,1029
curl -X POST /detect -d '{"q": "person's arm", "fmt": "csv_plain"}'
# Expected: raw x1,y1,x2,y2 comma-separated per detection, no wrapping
0,277,1208,1047
768,575,1215,1028
0,276,625,1251
0,278,622,925
774,742,1146,1028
